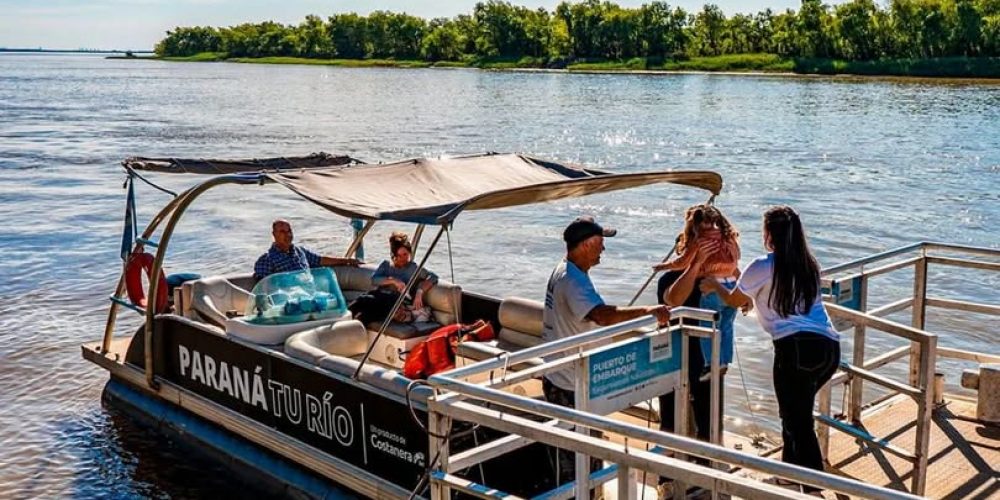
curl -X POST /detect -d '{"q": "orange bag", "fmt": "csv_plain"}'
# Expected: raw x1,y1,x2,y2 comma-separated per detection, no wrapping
403,320,495,379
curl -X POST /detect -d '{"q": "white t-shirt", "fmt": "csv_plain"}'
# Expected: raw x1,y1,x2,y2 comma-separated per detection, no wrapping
542,259,606,391
737,253,839,341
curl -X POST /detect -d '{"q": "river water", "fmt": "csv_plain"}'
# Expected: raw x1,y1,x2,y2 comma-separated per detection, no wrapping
0,53,997,498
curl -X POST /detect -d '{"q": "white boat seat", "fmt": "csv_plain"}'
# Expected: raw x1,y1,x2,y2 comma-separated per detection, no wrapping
285,320,368,365
284,319,433,402
331,264,378,299
317,354,432,403
456,341,544,370
189,276,254,327
455,296,546,369
226,312,351,345
178,273,252,320
496,296,544,350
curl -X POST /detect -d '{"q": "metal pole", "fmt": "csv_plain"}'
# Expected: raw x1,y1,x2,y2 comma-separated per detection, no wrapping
709,318,722,447
411,223,426,257
627,193,715,307
674,328,690,496
849,275,869,423
618,465,636,500
353,225,446,379
429,399,452,500
817,381,832,458
627,239,679,307
574,357,590,500
102,186,193,353
911,334,936,496
143,174,265,389
910,251,928,387
442,308,715,382
345,219,375,259
428,376,921,499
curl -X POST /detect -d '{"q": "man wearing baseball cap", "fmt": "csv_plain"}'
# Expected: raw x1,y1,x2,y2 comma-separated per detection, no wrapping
541,215,671,488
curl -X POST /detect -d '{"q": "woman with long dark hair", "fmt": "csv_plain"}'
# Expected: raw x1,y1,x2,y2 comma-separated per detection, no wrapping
700,206,841,485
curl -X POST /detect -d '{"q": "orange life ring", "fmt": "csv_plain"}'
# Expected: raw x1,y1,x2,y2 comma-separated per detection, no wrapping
125,252,169,313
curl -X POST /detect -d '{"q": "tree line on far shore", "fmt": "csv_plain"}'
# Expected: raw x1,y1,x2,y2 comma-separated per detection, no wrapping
154,0,1000,64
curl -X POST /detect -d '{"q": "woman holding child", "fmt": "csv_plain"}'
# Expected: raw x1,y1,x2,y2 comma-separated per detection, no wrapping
662,204,841,492
658,204,741,380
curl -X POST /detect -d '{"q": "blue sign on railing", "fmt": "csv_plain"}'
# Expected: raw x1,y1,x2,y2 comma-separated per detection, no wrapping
823,275,863,330
584,330,682,414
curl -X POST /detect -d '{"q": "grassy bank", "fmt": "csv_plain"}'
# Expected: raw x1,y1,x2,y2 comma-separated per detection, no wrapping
560,54,999,77
160,51,228,62
156,52,1000,78
229,56,433,68
793,57,1000,78
158,52,438,67
567,53,793,72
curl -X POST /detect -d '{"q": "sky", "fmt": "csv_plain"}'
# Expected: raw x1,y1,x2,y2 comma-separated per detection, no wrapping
0,0,806,51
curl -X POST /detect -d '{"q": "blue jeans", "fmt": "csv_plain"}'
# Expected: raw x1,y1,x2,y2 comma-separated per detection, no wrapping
699,281,736,367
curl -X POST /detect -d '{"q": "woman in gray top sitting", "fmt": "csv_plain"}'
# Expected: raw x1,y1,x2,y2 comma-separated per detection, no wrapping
349,232,438,323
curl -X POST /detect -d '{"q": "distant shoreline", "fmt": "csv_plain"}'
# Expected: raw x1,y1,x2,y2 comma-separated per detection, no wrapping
1,48,153,54
145,53,1000,81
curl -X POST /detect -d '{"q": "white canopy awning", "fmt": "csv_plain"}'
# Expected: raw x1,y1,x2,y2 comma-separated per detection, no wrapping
266,153,722,224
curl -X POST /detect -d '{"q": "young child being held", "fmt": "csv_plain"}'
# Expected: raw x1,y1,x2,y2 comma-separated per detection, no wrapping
654,204,741,381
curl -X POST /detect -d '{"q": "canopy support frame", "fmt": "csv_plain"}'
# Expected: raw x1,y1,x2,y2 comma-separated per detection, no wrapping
141,174,269,389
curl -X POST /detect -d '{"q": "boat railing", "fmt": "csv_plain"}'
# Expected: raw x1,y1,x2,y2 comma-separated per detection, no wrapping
426,309,920,500
818,241,1000,496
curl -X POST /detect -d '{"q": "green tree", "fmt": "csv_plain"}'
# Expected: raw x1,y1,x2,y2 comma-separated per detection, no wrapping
951,0,983,54
474,1,550,58
796,0,834,57
750,9,776,53
597,5,642,59
421,20,465,60
556,0,617,58
328,13,369,58
770,10,799,56
724,14,754,53
155,26,223,56
639,2,689,57
689,4,727,56
835,0,879,59
365,11,426,59
296,15,334,58
983,14,1000,54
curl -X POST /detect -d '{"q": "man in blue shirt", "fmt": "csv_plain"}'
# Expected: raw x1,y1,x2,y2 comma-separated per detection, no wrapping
253,219,359,281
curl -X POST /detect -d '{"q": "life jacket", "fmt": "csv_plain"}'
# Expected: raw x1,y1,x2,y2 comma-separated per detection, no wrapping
403,320,495,380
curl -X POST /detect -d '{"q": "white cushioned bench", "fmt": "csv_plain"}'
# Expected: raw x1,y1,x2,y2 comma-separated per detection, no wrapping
457,296,545,369
285,322,433,402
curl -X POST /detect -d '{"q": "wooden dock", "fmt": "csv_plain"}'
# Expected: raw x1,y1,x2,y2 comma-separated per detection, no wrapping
822,394,998,499
734,393,999,499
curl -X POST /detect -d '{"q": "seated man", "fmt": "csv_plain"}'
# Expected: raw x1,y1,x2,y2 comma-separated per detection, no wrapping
253,219,359,281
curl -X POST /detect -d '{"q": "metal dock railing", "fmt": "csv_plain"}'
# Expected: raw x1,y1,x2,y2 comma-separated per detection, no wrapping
424,309,923,500
818,242,1000,497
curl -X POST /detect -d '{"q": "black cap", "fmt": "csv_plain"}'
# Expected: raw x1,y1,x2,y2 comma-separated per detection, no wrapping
563,215,617,250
